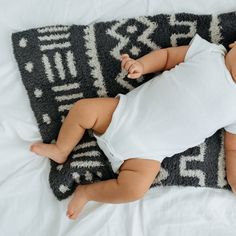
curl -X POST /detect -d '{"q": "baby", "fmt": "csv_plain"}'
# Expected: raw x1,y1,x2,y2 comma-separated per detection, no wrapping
31,34,236,220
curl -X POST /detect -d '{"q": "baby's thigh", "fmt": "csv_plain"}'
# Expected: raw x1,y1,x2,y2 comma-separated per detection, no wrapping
119,158,161,192
88,97,120,134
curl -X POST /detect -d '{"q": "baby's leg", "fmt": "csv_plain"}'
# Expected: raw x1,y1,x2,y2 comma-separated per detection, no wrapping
67,159,160,219
225,150,236,193
30,97,119,163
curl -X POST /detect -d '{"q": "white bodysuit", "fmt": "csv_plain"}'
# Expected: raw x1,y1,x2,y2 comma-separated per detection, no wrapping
94,34,236,173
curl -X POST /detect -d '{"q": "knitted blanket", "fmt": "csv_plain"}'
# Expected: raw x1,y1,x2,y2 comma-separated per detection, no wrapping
12,11,236,200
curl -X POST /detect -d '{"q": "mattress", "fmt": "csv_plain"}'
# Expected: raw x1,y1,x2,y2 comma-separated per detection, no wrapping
1,0,236,235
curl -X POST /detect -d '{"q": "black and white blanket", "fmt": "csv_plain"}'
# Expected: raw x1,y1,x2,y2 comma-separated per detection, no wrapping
12,11,236,200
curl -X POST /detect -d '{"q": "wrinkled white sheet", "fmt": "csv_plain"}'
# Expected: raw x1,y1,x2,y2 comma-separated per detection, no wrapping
1,0,236,235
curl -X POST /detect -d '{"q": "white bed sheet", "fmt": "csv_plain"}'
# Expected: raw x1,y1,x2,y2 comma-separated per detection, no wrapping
1,0,236,235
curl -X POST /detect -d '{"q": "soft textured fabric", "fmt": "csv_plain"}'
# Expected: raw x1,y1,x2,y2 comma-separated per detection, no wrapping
94,34,236,173
3,1,236,235
12,12,236,200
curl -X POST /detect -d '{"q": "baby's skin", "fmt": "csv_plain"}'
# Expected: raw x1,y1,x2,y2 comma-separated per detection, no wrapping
31,40,236,219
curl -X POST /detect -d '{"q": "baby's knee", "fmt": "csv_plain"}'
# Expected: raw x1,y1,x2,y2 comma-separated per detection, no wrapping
117,159,160,202
123,185,147,201
117,173,149,202
73,98,92,111
72,99,98,128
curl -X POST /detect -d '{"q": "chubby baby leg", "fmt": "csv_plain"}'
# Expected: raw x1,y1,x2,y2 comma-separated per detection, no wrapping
30,97,119,163
225,151,236,193
67,158,160,220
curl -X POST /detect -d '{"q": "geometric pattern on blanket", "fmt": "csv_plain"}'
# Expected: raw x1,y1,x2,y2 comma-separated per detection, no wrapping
12,11,236,200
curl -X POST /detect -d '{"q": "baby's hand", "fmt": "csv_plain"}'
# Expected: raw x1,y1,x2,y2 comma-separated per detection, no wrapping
120,54,144,79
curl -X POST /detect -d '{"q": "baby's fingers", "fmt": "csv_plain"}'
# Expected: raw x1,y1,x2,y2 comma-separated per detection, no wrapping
129,64,140,74
127,72,141,79
121,54,134,70
120,54,130,61
121,57,130,70
123,59,136,72
229,42,236,48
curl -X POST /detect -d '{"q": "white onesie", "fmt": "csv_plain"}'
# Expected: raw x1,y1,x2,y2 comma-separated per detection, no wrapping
94,34,236,173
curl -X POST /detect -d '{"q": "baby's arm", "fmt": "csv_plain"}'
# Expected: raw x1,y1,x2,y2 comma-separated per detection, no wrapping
121,45,189,79
224,131,236,193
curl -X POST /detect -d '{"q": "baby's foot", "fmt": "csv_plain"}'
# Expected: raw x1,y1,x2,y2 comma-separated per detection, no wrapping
67,186,88,220
229,182,236,194
30,143,67,163
231,186,236,193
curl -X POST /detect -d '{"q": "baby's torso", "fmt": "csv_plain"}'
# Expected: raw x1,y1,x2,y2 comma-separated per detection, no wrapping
161,43,236,130
94,35,236,173
111,36,236,158
123,42,236,148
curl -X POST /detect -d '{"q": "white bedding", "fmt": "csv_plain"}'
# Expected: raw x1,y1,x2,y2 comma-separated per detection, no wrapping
1,0,236,235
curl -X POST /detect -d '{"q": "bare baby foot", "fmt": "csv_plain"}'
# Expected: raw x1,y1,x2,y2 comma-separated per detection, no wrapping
231,186,236,194
229,182,236,194
30,143,67,163
67,186,88,220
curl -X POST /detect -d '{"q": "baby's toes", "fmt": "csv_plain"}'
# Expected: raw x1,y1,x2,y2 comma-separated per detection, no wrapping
67,209,78,220
69,212,78,220
230,184,236,194
227,178,236,194
66,209,73,217
66,209,74,218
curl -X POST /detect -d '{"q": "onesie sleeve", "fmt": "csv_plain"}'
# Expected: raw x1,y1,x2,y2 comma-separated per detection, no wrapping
224,123,236,135
184,34,226,61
